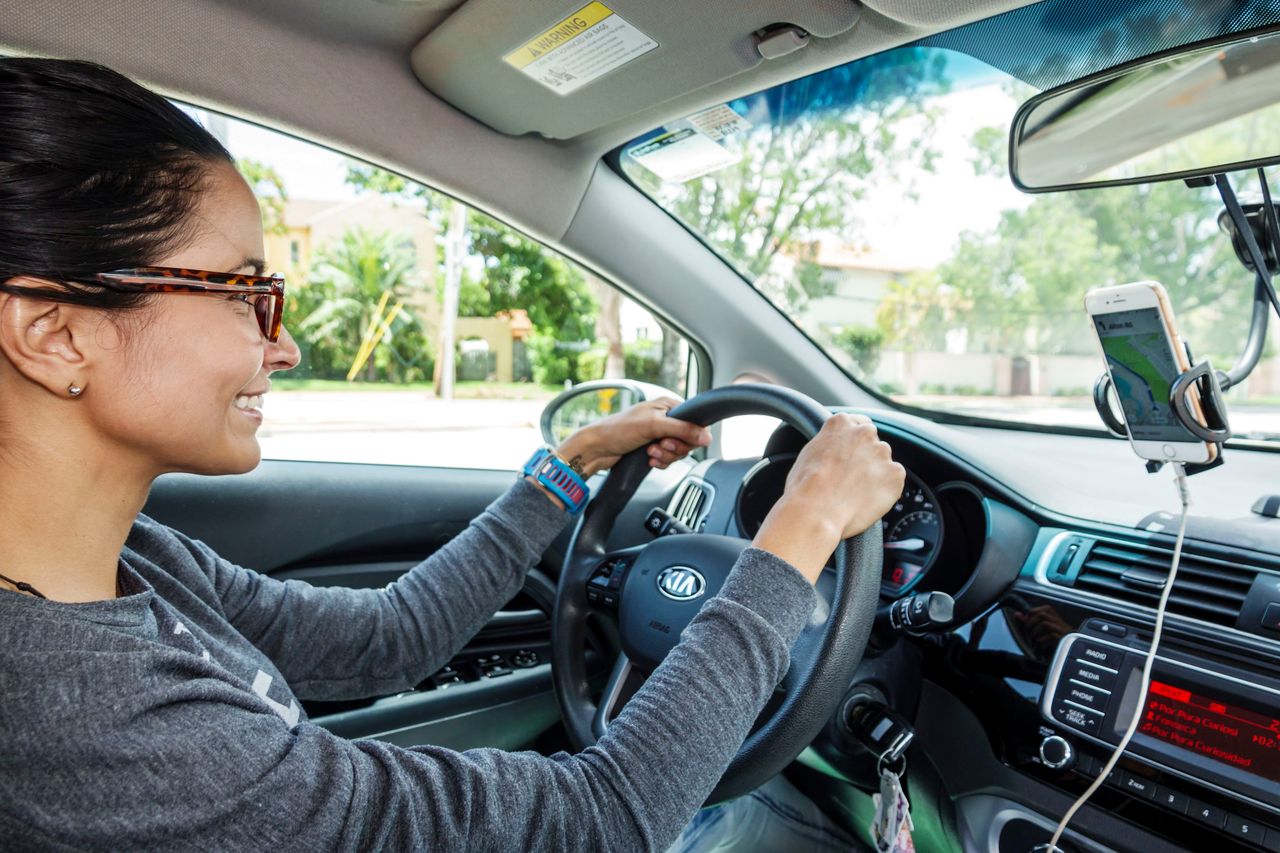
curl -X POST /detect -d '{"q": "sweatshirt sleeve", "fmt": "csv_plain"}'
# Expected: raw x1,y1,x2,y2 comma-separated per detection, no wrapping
196,476,571,700
12,548,818,853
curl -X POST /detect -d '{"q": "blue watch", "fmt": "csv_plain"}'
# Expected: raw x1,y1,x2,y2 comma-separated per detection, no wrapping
522,446,590,515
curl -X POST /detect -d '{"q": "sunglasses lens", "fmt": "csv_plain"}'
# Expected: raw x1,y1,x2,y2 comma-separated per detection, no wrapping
254,295,275,340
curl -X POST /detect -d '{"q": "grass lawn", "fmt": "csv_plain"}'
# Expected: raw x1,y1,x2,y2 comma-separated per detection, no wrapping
272,378,561,400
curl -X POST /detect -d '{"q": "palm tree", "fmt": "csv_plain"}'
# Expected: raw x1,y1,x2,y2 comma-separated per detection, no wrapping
298,227,424,381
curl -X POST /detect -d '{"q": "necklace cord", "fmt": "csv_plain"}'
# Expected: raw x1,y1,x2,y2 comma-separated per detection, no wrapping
0,571,48,599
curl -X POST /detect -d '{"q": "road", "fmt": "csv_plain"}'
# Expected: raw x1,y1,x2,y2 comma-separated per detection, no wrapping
254,392,1280,471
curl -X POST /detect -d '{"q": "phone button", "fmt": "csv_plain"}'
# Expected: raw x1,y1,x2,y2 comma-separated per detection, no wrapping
1162,444,1176,458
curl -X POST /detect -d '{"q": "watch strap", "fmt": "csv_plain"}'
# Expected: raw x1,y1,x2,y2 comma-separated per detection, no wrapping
521,446,590,514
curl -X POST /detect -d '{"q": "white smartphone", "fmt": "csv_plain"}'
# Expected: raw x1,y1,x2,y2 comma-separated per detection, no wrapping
1085,281,1218,464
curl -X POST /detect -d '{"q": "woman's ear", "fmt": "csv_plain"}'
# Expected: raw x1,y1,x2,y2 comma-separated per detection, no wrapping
0,279,91,396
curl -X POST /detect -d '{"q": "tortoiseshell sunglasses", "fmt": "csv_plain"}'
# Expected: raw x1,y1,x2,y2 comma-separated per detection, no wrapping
94,266,286,342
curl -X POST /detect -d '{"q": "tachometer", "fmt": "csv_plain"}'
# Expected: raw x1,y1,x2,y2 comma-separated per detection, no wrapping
880,474,943,596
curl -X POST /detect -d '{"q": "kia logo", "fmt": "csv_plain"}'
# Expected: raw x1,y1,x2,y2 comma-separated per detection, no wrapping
657,566,706,601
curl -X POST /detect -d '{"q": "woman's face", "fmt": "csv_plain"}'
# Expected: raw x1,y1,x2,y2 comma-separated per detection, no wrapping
85,161,301,477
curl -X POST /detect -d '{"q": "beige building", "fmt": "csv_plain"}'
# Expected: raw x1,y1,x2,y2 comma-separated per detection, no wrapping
794,240,919,335
264,196,438,310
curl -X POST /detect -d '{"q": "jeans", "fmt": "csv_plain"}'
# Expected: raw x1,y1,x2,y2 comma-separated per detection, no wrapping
666,773,866,852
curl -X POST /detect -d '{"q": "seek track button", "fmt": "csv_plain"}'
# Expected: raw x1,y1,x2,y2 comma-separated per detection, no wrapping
1052,701,1101,736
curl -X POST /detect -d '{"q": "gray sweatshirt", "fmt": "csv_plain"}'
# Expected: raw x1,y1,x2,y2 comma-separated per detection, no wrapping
0,477,817,852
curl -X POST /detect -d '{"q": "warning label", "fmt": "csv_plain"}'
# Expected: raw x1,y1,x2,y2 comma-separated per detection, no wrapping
503,2,658,96
628,128,741,183
687,104,752,142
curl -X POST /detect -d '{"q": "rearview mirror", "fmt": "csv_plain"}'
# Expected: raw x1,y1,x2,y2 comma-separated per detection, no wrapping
539,380,679,445
1010,29,1280,192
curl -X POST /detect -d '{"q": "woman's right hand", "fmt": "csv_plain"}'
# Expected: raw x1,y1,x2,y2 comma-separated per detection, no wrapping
752,414,905,584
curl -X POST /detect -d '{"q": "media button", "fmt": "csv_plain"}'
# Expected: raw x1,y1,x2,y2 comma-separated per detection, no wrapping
1188,799,1227,830
1071,640,1123,671
1066,662,1118,691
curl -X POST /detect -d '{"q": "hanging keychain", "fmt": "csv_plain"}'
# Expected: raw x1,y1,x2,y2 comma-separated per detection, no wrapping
871,754,915,853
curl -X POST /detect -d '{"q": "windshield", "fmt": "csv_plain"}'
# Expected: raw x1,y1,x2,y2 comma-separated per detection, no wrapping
618,0,1280,441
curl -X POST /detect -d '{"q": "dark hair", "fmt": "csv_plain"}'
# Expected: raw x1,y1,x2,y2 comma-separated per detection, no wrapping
0,58,233,311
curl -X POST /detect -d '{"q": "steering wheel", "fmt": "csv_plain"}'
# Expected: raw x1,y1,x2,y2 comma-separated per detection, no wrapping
550,384,883,804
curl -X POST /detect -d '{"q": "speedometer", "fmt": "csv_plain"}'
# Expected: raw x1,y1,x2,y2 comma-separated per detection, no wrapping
880,473,943,596
733,454,944,596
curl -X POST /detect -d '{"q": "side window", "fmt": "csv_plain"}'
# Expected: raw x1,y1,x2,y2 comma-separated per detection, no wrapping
192,108,695,468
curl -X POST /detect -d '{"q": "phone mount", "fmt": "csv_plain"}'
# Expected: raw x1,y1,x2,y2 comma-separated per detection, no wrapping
1092,360,1230,476
1092,167,1280,476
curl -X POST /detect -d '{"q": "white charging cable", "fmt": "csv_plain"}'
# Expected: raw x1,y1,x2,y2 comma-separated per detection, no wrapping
1046,463,1192,852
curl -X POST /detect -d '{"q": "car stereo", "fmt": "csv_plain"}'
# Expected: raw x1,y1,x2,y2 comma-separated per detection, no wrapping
1041,633,1280,816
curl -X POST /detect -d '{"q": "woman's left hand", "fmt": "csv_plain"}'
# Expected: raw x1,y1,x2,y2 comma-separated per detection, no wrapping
557,398,711,476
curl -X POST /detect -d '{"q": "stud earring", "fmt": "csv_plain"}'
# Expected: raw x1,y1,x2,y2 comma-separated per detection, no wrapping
68,384,83,397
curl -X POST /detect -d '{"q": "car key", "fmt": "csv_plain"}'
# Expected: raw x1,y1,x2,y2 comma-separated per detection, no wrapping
872,760,915,853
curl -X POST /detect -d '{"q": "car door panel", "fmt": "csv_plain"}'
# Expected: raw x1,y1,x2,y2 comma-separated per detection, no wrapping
142,458,683,749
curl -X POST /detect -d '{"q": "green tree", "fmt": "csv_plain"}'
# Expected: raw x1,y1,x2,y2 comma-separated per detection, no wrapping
466,212,596,341
829,325,885,375
876,270,966,354
295,228,429,381
951,121,1261,361
237,158,288,236
345,165,602,381
938,195,1122,355
629,46,948,313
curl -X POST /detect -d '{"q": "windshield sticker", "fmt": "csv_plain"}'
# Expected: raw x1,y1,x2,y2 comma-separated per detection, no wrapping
687,104,752,142
502,2,658,96
628,129,741,183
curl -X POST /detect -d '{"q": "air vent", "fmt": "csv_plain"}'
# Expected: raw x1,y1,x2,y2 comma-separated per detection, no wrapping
670,479,714,531
1063,538,1261,627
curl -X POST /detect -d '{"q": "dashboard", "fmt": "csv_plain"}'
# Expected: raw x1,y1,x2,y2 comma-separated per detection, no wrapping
662,413,1280,852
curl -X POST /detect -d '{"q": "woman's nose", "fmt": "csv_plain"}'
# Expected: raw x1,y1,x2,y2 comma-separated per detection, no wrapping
266,324,302,373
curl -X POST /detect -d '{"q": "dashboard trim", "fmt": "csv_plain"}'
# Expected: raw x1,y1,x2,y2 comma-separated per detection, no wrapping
1030,530,1280,660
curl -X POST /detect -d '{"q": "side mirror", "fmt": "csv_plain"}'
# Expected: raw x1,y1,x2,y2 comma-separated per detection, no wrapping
540,380,680,445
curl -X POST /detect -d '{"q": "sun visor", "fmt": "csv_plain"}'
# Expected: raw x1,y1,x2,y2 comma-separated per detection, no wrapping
411,0,862,139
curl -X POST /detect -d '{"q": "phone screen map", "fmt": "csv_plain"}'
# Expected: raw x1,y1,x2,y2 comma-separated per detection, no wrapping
1095,307,1199,442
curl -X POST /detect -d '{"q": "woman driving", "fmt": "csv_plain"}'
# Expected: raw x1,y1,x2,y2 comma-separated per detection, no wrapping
0,59,904,851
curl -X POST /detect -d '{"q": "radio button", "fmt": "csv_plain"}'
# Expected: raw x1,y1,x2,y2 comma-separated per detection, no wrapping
1052,701,1102,736
1226,814,1266,843
1188,798,1227,830
1071,640,1123,671
1065,662,1118,691
1153,785,1189,815
1262,826,1280,852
